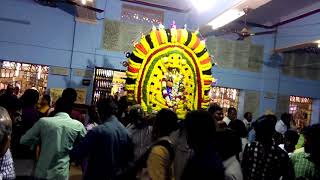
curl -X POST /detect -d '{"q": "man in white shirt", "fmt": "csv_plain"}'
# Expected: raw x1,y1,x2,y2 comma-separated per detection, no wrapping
243,112,253,130
275,113,292,135
223,107,237,126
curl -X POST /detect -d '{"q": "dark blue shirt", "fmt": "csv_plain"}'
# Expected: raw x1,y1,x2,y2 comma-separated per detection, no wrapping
70,115,133,180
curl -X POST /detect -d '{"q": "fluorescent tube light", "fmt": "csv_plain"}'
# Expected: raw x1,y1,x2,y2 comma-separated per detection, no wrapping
208,9,245,29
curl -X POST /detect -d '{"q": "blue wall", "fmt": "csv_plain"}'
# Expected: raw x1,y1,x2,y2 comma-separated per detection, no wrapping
275,2,320,124
0,0,190,104
0,0,319,123
276,2,320,49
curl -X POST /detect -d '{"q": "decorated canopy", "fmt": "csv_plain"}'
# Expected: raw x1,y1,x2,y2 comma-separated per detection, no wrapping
126,25,215,118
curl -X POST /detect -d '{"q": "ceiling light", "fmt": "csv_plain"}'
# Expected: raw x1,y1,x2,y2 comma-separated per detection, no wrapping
208,9,245,30
81,0,86,5
190,0,217,12
315,40,320,48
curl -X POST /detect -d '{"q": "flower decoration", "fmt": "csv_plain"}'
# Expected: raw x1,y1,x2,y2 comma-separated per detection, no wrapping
126,26,215,118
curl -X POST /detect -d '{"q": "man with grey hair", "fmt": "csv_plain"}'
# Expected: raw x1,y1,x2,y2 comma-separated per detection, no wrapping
0,107,15,180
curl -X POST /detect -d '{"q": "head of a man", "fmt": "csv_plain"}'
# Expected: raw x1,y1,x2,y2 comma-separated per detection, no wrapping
281,113,292,127
62,88,77,103
88,105,100,124
0,107,12,157
215,129,242,161
96,97,118,121
304,124,320,164
20,89,39,107
227,107,237,121
208,104,224,122
55,98,73,115
244,112,253,122
185,110,217,152
152,109,178,141
284,130,299,153
255,115,277,144
229,119,248,138
0,95,22,124
128,105,145,128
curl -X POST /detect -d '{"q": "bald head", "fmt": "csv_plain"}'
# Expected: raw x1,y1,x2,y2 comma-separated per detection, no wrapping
0,107,12,157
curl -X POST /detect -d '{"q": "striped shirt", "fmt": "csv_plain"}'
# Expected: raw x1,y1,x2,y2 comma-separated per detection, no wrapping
127,124,152,161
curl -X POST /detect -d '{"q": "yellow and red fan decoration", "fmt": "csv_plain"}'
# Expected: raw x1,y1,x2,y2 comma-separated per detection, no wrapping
126,25,215,118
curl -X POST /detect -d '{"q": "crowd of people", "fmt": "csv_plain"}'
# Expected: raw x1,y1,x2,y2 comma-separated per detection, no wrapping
0,85,319,180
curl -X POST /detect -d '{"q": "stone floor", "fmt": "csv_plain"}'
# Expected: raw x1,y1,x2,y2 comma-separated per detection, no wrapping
14,160,82,180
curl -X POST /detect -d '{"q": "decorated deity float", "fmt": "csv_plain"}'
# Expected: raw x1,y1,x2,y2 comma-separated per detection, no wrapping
125,24,215,118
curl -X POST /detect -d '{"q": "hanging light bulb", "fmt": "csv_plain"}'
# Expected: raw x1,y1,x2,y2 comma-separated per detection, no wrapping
81,0,86,5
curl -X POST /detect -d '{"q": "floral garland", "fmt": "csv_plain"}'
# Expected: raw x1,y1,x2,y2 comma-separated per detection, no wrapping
126,25,215,119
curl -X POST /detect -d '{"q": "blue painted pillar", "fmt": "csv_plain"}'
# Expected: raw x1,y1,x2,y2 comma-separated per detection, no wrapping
252,32,280,115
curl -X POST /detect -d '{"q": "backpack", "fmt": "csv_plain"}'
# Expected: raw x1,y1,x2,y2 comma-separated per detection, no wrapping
115,138,175,180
